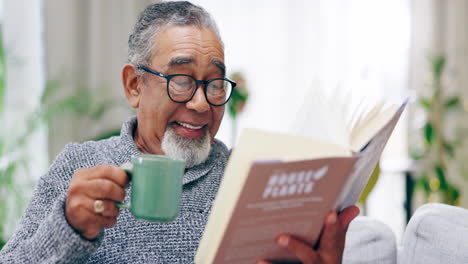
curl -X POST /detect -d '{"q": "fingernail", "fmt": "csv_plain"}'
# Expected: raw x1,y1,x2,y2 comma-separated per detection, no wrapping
277,235,289,248
327,212,337,225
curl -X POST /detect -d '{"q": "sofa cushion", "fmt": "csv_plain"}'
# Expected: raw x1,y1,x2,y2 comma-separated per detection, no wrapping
343,216,397,264
399,203,468,264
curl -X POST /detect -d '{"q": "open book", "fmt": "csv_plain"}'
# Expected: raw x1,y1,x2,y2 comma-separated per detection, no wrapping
195,92,407,263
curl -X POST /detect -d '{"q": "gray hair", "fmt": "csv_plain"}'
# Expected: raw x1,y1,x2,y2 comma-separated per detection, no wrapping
128,1,223,71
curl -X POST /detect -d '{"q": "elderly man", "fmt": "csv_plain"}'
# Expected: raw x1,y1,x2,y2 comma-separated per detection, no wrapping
0,1,358,263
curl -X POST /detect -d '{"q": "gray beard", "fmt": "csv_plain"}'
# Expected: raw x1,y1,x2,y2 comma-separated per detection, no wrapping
161,126,211,168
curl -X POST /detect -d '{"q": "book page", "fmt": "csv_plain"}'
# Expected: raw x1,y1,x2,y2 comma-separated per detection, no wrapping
237,129,352,161
334,101,407,210
290,82,389,151
290,83,357,149
351,100,385,136
350,104,400,152
206,157,357,264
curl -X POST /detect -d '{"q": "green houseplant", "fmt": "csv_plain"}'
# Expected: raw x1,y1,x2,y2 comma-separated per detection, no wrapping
411,55,461,206
227,72,249,144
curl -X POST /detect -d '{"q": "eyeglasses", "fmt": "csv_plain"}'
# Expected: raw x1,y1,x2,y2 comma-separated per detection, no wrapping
137,65,236,106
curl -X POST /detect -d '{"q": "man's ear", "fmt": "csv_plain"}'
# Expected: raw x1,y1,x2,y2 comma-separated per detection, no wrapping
122,64,141,108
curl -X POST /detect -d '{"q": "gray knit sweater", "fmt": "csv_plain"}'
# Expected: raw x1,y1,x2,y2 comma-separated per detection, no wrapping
0,116,230,263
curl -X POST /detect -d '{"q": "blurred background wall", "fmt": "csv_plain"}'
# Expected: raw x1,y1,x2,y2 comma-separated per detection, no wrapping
1,0,468,247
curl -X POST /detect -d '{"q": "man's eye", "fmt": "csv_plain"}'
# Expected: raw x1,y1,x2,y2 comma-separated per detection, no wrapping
170,76,194,92
174,81,190,86
211,84,221,90
208,81,227,95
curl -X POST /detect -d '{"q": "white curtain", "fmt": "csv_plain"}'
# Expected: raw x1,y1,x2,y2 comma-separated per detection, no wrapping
2,0,47,237
44,0,157,159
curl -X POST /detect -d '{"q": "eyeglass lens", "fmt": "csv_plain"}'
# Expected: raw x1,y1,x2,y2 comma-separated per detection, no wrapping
168,75,232,105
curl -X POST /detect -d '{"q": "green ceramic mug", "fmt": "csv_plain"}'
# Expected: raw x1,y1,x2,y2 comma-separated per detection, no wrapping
117,154,185,222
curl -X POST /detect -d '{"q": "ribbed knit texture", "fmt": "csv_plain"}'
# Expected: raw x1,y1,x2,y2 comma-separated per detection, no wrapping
0,116,230,263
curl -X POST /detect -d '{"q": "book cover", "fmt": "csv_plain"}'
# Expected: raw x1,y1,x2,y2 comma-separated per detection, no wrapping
211,158,356,263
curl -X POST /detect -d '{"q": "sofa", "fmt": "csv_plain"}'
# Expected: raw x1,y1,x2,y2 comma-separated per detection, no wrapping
343,203,468,264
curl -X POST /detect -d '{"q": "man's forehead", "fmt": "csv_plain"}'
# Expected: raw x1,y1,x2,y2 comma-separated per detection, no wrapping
150,25,225,74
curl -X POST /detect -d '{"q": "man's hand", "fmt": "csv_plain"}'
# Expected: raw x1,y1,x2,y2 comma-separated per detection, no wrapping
65,165,129,240
258,206,360,264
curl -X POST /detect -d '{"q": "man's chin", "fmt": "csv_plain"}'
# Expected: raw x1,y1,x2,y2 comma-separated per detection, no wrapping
161,126,211,168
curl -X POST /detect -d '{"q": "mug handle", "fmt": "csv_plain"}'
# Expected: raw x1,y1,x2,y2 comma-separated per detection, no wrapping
115,162,133,209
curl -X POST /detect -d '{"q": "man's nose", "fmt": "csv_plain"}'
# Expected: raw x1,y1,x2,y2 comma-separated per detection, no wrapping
186,85,210,113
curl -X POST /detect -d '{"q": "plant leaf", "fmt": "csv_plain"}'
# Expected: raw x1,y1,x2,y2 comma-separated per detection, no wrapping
434,165,448,190
445,97,460,109
424,122,435,146
430,55,445,80
414,173,430,194
447,184,460,199
450,185,460,204
94,129,121,141
418,98,431,109
0,237,5,250
89,100,113,120
228,100,238,119
443,142,455,157
0,161,17,186
40,79,62,105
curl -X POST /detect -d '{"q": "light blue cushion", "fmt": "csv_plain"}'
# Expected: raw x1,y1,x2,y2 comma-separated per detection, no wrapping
343,216,397,264
399,203,468,264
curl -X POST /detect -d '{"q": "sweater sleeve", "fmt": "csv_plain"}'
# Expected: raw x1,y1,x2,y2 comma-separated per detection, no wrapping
0,144,103,264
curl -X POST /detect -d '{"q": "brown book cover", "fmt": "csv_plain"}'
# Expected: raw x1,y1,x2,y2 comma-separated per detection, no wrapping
212,157,357,263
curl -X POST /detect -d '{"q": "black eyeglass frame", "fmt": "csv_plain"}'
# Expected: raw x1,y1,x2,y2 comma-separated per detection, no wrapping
137,65,236,106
